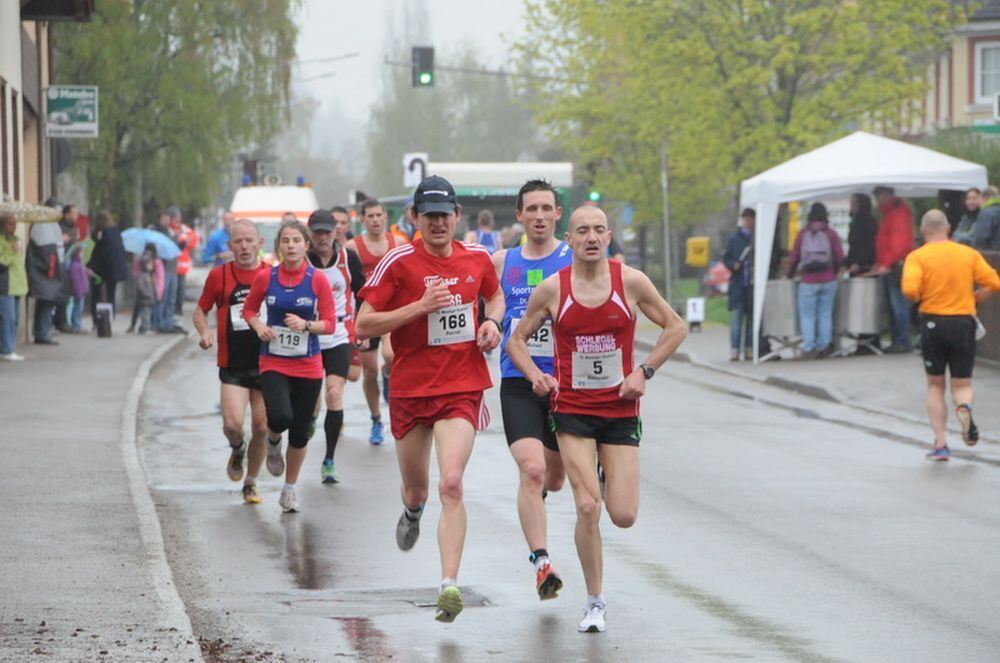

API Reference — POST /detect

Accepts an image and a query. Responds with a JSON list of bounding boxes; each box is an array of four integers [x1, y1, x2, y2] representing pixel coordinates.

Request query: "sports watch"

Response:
[[640, 363, 655, 380]]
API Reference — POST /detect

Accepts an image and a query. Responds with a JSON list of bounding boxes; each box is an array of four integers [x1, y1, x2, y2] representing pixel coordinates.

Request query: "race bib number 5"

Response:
[[511, 317, 554, 357], [571, 349, 624, 389], [269, 325, 308, 357], [428, 303, 475, 346]]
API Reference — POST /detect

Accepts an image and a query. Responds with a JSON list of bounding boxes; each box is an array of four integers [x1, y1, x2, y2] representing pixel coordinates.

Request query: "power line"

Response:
[[382, 56, 567, 83], [298, 51, 360, 65]]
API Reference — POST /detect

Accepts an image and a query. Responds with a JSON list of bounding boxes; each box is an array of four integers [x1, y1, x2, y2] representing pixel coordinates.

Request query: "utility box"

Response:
[[685, 236, 710, 268]]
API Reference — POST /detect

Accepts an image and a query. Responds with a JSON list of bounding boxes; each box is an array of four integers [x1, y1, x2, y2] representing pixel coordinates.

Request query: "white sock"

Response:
[[587, 593, 605, 607], [440, 577, 456, 592], [533, 556, 550, 571], [283, 482, 295, 491]]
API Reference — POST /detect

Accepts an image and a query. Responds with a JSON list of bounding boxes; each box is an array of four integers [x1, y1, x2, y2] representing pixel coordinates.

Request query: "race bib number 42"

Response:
[[571, 349, 624, 389], [428, 303, 475, 346], [269, 325, 308, 357], [511, 317, 554, 357]]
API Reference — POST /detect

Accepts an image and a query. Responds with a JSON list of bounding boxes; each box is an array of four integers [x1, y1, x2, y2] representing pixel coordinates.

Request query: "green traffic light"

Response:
[[588, 190, 602, 202], [419, 71, 433, 85]]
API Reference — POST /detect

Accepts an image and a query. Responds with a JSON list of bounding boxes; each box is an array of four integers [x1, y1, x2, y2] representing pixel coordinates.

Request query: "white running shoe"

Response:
[[0, 352, 25, 361], [279, 485, 299, 513], [266, 438, 285, 476], [578, 602, 607, 633]]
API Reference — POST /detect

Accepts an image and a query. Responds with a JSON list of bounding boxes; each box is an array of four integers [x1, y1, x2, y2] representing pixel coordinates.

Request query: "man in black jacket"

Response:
[[723, 208, 756, 360]]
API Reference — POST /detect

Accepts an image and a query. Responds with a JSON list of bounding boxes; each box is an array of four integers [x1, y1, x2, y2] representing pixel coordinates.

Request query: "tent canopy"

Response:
[[738, 131, 988, 362]]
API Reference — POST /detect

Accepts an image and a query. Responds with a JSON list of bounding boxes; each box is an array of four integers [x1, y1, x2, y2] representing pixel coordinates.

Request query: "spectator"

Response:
[[169, 206, 199, 316], [953, 187, 981, 246], [87, 210, 129, 320], [723, 208, 756, 361], [870, 186, 915, 353], [203, 212, 235, 266], [129, 244, 163, 334], [27, 207, 64, 345], [786, 203, 844, 359], [969, 185, 1000, 251], [66, 242, 90, 333], [846, 193, 877, 274], [150, 210, 183, 333], [0, 214, 28, 360]]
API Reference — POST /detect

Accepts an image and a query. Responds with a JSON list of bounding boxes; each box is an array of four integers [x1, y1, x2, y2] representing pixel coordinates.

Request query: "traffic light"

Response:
[[412, 46, 434, 87], [588, 189, 602, 203]]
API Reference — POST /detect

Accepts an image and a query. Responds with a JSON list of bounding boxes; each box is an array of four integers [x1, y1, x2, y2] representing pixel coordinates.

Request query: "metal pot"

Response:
[[762, 279, 800, 338], [835, 276, 883, 335]]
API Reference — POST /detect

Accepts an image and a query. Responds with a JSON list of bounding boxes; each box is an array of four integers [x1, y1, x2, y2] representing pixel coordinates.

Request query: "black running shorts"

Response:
[[219, 367, 261, 391], [359, 335, 381, 352], [500, 377, 559, 452], [920, 314, 976, 378], [322, 343, 351, 378], [550, 412, 642, 447]]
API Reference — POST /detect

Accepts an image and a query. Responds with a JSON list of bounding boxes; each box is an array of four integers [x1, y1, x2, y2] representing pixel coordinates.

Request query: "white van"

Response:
[[229, 185, 319, 261]]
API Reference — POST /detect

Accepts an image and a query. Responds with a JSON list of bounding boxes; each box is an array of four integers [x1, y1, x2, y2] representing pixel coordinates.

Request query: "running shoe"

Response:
[[0, 353, 25, 361], [370, 421, 385, 446], [226, 441, 246, 482], [321, 458, 340, 484], [266, 438, 285, 476], [395, 508, 421, 551], [381, 370, 390, 404], [536, 563, 563, 601], [435, 585, 463, 623], [578, 602, 607, 633], [242, 482, 261, 504], [279, 485, 299, 513], [956, 405, 979, 446], [926, 446, 951, 461]]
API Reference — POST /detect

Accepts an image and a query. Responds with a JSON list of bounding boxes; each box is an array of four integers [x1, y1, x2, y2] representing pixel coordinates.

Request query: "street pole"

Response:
[[660, 138, 673, 304]]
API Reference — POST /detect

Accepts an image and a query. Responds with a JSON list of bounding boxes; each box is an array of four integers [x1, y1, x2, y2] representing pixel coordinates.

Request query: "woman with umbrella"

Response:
[[87, 210, 128, 320]]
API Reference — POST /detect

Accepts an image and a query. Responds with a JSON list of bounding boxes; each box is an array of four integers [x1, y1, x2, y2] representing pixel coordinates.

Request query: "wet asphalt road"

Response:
[[141, 339, 1000, 662]]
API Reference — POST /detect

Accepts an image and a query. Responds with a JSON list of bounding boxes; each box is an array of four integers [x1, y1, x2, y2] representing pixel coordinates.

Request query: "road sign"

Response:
[[45, 86, 98, 138], [403, 153, 428, 188]]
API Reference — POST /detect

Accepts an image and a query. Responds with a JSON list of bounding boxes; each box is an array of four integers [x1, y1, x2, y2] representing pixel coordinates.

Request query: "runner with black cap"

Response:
[[307, 209, 356, 484], [192, 219, 271, 504], [356, 175, 504, 623]]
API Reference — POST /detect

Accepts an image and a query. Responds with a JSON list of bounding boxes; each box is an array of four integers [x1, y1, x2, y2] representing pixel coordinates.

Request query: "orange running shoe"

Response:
[[536, 563, 563, 600]]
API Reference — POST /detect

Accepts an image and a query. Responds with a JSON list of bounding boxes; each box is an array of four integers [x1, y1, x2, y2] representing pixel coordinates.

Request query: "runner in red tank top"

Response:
[[346, 199, 396, 444], [507, 205, 687, 634]]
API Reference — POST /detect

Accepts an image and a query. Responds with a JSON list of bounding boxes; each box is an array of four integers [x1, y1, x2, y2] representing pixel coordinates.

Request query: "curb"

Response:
[[120, 334, 203, 662], [638, 338, 998, 444]]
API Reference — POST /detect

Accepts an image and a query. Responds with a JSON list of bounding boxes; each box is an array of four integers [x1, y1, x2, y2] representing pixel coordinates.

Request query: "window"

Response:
[[1, 79, 7, 197], [975, 41, 1000, 105]]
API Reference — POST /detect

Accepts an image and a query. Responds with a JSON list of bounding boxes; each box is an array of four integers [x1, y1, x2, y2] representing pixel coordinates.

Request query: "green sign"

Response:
[[45, 86, 98, 138]]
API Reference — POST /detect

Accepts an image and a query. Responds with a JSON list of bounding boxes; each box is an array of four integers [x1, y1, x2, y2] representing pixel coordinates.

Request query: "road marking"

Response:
[[120, 335, 203, 662]]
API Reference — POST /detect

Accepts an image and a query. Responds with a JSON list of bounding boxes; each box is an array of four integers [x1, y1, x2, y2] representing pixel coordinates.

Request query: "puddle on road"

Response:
[[333, 616, 395, 660]]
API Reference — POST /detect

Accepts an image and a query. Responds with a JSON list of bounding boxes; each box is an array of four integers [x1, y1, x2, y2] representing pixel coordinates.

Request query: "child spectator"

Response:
[[129, 244, 164, 334], [66, 244, 90, 332]]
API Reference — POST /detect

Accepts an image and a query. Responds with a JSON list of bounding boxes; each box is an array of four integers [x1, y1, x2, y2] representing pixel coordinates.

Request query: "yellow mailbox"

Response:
[[685, 236, 710, 268]]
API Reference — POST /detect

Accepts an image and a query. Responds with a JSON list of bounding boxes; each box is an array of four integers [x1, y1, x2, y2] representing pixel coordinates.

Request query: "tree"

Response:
[[514, 0, 970, 229], [53, 0, 298, 223]]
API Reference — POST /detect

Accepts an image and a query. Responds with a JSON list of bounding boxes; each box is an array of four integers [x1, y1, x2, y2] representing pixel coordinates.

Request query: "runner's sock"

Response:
[[440, 577, 456, 592], [283, 482, 296, 490], [371, 414, 381, 425], [404, 503, 424, 521], [324, 410, 344, 460], [587, 593, 606, 607], [268, 435, 281, 446], [530, 548, 550, 571]]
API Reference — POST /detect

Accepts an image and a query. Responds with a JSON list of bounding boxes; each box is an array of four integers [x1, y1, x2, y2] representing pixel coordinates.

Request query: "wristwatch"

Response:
[[639, 363, 655, 380]]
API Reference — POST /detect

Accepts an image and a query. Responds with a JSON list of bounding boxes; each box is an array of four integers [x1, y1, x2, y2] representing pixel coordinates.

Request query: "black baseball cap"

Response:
[[307, 209, 335, 232], [413, 175, 458, 214]]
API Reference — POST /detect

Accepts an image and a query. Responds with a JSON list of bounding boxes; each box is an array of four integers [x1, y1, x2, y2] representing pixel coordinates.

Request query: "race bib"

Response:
[[511, 317, 554, 357], [571, 349, 623, 389], [230, 301, 266, 332], [428, 303, 475, 346], [269, 325, 308, 357]]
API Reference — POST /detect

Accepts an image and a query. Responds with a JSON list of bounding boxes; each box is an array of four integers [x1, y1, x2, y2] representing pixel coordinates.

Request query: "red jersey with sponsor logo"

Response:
[[358, 239, 499, 398], [197, 262, 268, 369], [355, 233, 397, 281], [552, 260, 638, 417]]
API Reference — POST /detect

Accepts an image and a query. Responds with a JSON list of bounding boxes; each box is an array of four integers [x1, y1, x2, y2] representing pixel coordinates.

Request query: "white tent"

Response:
[[739, 131, 988, 362]]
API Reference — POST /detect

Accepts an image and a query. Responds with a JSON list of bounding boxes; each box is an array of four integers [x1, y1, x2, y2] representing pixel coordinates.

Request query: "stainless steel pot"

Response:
[[835, 276, 883, 335], [762, 279, 800, 337]]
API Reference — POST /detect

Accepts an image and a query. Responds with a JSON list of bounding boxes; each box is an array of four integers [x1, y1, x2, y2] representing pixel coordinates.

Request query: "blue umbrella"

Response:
[[121, 227, 181, 259]]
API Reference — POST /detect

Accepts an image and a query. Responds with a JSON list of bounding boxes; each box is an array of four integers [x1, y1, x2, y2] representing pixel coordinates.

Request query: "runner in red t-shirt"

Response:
[[192, 219, 270, 504], [356, 175, 503, 623], [345, 199, 396, 444], [507, 205, 687, 634]]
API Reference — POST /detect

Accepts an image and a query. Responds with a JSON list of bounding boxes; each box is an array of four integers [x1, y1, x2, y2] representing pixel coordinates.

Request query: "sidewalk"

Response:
[[0, 321, 201, 661], [638, 321, 1000, 444]]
